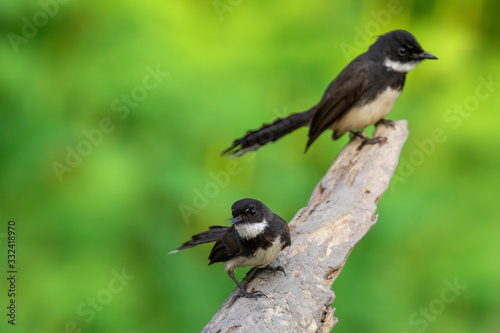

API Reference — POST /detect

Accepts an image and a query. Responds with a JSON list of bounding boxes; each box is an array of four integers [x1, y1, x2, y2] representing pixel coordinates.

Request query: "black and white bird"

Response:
[[170, 198, 291, 299], [222, 29, 437, 157]]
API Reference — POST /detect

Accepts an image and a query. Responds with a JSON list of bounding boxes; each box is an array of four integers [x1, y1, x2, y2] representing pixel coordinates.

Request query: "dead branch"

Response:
[[202, 121, 409, 333]]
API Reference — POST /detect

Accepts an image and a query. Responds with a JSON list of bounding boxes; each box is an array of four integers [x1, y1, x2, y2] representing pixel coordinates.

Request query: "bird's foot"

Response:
[[350, 131, 387, 148], [376, 118, 395, 129], [261, 265, 286, 276], [234, 289, 268, 300], [362, 136, 387, 145]]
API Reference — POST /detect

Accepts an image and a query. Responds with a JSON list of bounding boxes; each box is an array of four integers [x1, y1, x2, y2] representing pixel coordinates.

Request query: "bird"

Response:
[[169, 198, 291, 299], [221, 30, 437, 158]]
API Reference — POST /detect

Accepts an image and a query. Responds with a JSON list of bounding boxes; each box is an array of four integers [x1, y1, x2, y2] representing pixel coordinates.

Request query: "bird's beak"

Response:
[[417, 52, 438, 60], [231, 216, 243, 225]]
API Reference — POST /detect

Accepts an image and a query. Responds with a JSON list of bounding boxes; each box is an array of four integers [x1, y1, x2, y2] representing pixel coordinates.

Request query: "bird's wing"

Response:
[[273, 214, 291, 249], [208, 227, 240, 265], [306, 56, 370, 149]]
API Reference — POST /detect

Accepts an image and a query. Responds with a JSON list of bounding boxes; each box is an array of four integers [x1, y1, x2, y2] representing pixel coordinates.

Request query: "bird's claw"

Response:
[[362, 136, 387, 145], [262, 265, 286, 276], [234, 289, 268, 300], [350, 131, 387, 148], [376, 118, 395, 129]]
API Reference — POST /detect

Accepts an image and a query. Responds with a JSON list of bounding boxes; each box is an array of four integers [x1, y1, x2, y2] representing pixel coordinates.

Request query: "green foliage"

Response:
[[1, 0, 499, 332]]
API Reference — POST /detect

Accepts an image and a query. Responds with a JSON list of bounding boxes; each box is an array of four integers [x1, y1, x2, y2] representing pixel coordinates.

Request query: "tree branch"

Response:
[[203, 121, 409, 332]]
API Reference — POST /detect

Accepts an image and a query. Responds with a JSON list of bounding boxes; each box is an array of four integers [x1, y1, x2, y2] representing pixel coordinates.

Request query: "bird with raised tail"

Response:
[[170, 198, 291, 299], [222, 30, 437, 158]]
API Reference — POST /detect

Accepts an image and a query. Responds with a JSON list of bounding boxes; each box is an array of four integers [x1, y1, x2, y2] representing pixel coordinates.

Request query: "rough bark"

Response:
[[202, 121, 409, 333]]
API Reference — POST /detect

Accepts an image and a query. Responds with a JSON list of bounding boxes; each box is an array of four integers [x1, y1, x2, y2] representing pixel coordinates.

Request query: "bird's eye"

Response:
[[250, 208, 256, 216], [398, 47, 407, 56]]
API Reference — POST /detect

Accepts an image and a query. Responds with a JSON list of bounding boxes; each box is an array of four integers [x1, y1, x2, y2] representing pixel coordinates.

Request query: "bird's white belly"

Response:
[[333, 87, 401, 133], [224, 236, 282, 271]]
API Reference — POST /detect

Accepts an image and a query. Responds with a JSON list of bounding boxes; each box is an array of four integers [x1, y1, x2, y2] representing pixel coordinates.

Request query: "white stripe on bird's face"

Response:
[[384, 58, 420, 73], [234, 219, 268, 240]]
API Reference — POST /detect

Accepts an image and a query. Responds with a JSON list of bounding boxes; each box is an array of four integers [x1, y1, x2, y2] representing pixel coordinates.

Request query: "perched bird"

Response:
[[222, 30, 437, 158], [170, 198, 291, 299]]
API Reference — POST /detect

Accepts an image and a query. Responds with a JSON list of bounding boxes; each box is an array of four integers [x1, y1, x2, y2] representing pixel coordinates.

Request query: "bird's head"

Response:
[[230, 198, 272, 239], [370, 30, 437, 73]]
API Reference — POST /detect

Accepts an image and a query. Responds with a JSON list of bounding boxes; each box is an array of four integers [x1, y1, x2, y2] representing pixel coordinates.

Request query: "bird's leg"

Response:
[[348, 131, 359, 140], [350, 131, 387, 147], [260, 265, 286, 276], [227, 270, 267, 299], [376, 118, 395, 129]]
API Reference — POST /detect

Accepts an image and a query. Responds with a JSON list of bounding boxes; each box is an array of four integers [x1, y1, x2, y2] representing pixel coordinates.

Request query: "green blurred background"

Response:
[[1, 0, 499, 332]]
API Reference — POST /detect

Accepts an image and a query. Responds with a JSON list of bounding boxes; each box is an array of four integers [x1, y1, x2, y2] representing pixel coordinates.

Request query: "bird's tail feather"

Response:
[[169, 226, 228, 254], [221, 108, 315, 158]]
